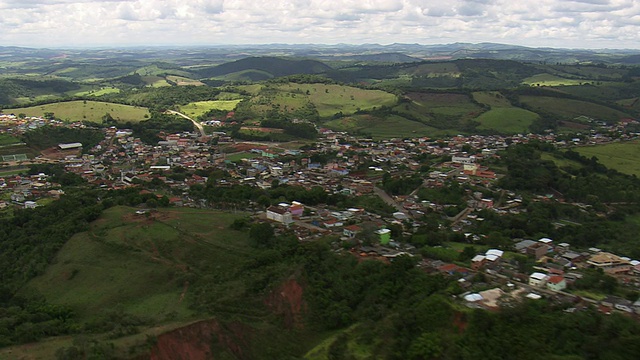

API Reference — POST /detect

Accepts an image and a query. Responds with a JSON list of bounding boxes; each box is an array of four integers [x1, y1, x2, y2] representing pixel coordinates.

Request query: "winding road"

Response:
[[164, 110, 206, 137]]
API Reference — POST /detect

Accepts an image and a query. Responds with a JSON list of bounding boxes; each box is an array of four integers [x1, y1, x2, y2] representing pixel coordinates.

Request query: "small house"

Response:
[[546, 276, 567, 292], [376, 228, 391, 245], [343, 225, 362, 238], [529, 272, 549, 287], [266, 206, 293, 224]]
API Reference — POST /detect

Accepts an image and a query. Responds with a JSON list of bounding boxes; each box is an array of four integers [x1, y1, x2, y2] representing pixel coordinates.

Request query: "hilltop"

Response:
[[195, 56, 332, 81]]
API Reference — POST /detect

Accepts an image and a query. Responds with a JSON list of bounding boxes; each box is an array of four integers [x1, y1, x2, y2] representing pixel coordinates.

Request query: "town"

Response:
[[2, 110, 640, 319]]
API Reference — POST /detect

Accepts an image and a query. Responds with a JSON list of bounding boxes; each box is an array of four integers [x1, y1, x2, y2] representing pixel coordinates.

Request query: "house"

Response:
[[529, 272, 549, 287], [587, 252, 631, 274], [527, 243, 550, 260], [266, 206, 293, 224], [375, 228, 391, 245], [24, 201, 38, 209], [546, 276, 567, 292], [289, 202, 304, 217], [343, 225, 362, 238], [515, 239, 537, 253], [471, 255, 487, 270], [10, 193, 25, 202]]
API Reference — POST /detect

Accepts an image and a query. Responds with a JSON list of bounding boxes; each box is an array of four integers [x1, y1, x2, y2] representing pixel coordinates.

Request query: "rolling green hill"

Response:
[[196, 57, 332, 79], [2, 100, 150, 123], [520, 95, 632, 123]]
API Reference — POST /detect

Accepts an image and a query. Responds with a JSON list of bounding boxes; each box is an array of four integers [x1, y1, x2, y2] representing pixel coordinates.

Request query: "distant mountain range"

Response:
[[2, 42, 640, 65]]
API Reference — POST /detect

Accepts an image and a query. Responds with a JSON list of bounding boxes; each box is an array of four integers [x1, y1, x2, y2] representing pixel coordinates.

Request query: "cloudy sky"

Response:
[[0, 0, 639, 49]]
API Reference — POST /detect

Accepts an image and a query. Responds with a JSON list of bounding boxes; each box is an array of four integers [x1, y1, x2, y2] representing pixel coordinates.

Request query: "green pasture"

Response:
[[272, 83, 398, 118], [522, 74, 586, 86], [234, 84, 264, 95], [74, 87, 121, 97], [554, 83, 626, 102], [406, 63, 461, 77], [475, 107, 539, 134], [22, 206, 253, 323], [520, 96, 631, 123], [325, 114, 443, 139], [575, 141, 640, 176], [224, 152, 260, 162], [540, 153, 582, 170], [472, 91, 513, 107], [469, 91, 539, 133], [403, 92, 483, 117], [3, 100, 150, 123], [0, 134, 21, 146], [166, 75, 205, 86], [179, 100, 242, 118]]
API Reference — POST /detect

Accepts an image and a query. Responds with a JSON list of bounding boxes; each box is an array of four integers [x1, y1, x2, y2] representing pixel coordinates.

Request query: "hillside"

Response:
[[2, 100, 150, 123], [196, 57, 332, 80]]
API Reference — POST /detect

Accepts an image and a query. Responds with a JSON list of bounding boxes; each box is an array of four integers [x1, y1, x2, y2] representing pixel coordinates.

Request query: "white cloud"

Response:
[[0, 0, 638, 48]]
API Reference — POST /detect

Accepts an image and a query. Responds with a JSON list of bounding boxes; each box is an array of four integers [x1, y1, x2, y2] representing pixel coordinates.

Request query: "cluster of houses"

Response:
[[3, 112, 640, 315]]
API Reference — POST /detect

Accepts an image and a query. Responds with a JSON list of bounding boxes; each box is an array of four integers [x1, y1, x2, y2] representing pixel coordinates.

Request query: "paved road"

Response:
[[165, 110, 206, 137], [373, 186, 411, 218]]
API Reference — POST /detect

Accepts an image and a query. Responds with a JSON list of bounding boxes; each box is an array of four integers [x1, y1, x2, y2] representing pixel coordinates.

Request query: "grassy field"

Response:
[[0, 167, 28, 177], [575, 141, 640, 176], [73, 87, 121, 97], [472, 91, 513, 107], [540, 153, 582, 170], [520, 96, 631, 123], [234, 84, 264, 95], [2, 100, 150, 123], [402, 92, 483, 117], [248, 83, 398, 118], [224, 152, 261, 162], [0, 134, 22, 146], [325, 114, 444, 139], [471, 91, 539, 133], [179, 100, 242, 118], [476, 108, 539, 134], [522, 74, 586, 86], [166, 75, 205, 86], [405, 63, 461, 77], [22, 206, 253, 323]]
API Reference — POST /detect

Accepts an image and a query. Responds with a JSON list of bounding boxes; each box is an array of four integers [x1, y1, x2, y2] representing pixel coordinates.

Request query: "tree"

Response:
[[249, 222, 275, 247]]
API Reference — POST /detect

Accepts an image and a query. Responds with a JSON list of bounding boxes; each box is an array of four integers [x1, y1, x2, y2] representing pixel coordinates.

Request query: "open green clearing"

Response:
[[2, 100, 150, 123], [540, 153, 582, 170], [325, 114, 444, 139], [249, 83, 398, 118], [224, 152, 260, 162], [520, 96, 631, 123], [472, 91, 539, 133], [22, 206, 253, 323], [575, 141, 640, 176], [0, 134, 21, 146], [472, 91, 513, 107], [522, 74, 586, 86], [179, 100, 242, 118], [73, 87, 121, 97], [402, 92, 482, 116], [405, 63, 461, 77], [166, 75, 205, 86], [476, 107, 539, 134]]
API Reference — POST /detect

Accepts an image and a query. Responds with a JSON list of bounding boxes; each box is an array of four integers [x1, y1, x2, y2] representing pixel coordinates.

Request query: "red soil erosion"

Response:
[[264, 278, 307, 330], [148, 319, 251, 360]]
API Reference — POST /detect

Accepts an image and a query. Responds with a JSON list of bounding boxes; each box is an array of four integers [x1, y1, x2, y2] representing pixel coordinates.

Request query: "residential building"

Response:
[[529, 272, 549, 287], [546, 276, 567, 292], [587, 252, 631, 274], [376, 228, 391, 245], [266, 206, 293, 224]]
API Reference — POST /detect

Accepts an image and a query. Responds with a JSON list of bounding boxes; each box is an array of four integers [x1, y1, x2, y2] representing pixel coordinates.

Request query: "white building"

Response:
[[266, 206, 293, 224], [529, 272, 549, 287]]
